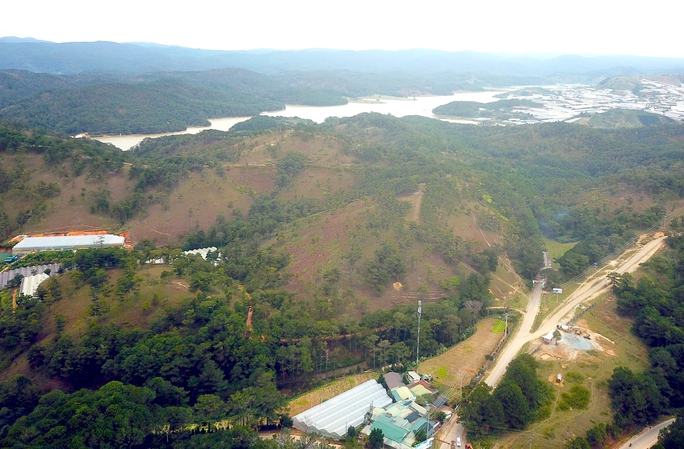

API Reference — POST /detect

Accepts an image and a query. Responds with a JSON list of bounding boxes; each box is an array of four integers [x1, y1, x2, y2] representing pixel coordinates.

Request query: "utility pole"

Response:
[[416, 300, 422, 367]]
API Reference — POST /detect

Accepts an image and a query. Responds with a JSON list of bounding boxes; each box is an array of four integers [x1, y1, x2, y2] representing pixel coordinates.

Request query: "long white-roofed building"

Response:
[[12, 234, 125, 255], [293, 379, 392, 439]]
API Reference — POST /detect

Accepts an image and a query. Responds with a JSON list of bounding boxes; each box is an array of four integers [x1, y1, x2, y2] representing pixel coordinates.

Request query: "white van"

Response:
[[456, 437, 462, 447]]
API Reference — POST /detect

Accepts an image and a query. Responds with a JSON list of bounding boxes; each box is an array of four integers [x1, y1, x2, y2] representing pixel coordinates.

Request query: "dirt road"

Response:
[[485, 282, 543, 388], [485, 236, 666, 388]]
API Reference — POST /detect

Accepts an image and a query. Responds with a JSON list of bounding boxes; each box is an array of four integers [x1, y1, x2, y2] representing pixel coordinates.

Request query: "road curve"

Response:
[[484, 236, 666, 389], [484, 283, 543, 388], [530, 236, 666, 342], [619, 418, 675, 449]]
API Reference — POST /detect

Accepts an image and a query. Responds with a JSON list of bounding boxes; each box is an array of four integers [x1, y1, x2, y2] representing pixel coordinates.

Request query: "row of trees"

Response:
[[460, 354, 553, 438]]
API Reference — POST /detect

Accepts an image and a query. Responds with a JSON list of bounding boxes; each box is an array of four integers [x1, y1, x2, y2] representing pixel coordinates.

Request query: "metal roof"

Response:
[[384, 372, 405, 390], [20, 273, 49, 297], [13, 235, 124, 252], [293, 379, 392, 438]]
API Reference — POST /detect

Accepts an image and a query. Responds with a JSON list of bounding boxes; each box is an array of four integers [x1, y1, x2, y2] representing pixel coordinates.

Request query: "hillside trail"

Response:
[[411, 190, 425, 223], [471, 213, 492, 248]]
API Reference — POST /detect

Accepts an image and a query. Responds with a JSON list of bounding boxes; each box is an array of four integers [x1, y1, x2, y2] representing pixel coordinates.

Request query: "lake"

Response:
[[94, 91, 503, 150]]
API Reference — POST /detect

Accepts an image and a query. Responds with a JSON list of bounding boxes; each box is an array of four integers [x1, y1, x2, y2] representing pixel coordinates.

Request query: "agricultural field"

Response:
[[542, 237, 577, 269], [287, 372, 377, 416], [491, 319, 505, 334], [419, 317, 504, 400]]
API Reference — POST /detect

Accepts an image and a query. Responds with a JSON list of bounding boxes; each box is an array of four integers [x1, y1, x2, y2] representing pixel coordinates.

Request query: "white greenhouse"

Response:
[[12, 235, 125, 255], [293, 379, 392, 439]]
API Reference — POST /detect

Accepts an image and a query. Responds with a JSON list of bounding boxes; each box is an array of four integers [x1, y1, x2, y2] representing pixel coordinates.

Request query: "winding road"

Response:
[[486, 236, 666, 388], [618, 418, 675, 449], [437, 236, 667, 448]]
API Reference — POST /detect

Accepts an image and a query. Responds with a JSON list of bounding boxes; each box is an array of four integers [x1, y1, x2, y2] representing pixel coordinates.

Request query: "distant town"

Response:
[[496, 79, 684, 124]]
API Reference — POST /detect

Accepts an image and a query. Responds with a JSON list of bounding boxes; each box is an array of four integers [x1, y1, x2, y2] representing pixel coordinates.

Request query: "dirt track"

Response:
[[485, 236, 666, 388]]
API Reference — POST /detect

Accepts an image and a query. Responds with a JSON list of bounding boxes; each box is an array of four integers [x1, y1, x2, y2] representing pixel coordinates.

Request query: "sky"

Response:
[[2, 0, 684, 58]]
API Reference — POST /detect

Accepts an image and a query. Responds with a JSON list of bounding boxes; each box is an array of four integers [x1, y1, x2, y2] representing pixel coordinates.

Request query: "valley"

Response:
[[1, 41, 684, 449]]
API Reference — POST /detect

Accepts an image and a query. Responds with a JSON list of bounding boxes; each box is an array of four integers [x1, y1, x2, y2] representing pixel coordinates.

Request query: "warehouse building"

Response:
[[12, 234, 125, 255]]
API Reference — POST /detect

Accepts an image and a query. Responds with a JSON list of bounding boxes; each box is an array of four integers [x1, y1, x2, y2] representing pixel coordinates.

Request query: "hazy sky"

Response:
[[3, 0, 683, 58]]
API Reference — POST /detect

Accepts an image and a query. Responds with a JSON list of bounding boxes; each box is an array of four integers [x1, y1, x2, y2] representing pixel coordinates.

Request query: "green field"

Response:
[[543, 237, 577, 269], [492, 319, 505, 333]]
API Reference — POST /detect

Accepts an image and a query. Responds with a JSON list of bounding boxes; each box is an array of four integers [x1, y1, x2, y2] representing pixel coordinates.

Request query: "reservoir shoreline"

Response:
[[93, 91, 503, 151]]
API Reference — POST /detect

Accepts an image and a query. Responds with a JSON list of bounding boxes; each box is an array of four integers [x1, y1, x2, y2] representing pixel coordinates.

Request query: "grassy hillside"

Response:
[[1, 114, 683, 447], [4, 116, 683, 302], [586, 108, 676, 129]]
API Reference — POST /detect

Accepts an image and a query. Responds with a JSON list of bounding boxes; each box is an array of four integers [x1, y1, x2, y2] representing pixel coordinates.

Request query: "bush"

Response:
[[561, 385, 590, 410]]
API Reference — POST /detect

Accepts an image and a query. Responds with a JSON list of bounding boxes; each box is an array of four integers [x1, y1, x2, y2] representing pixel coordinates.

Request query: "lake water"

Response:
[[94, 91, 503, 151]]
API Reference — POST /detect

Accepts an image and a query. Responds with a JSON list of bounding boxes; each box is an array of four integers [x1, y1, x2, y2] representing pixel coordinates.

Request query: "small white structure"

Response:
[[293, 379, 392, 439], [543, 331, 556, 344], [406, 371, 421, 384], [12, 235, 125, 255], [182, 247, 218, 260]]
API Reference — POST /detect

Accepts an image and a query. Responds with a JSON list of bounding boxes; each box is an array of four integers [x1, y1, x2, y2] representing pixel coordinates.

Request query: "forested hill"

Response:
[[1, 113, 684, 446], [2, 40, 684, 78], [0, 66, 539, 135], [0, 68, 345, 135]]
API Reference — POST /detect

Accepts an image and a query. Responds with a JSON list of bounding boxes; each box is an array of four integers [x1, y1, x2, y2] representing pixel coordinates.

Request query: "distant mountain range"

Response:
[[1, 38, 684, 80]]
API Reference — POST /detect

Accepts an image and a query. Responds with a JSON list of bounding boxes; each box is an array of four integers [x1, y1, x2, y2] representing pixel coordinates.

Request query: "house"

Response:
[[407, 380, 437, 398], [364, 400, 437, 449], [391, 386, 414, 402]]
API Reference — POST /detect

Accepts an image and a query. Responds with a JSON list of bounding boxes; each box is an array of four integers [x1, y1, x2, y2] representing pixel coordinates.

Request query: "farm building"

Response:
[[543, 330, 556, 344], [406, 371, 421, 384], [384, 372, 406, 390], [391, 386, 414, 402], [363, 400, 437, 449], [12, 235, 125, 255], [407, 379, 437, 398], [292, 379, 392, 439]]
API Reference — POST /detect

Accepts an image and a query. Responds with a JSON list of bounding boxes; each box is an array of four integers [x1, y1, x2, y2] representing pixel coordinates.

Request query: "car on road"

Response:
[[456, 437, 462, 447]]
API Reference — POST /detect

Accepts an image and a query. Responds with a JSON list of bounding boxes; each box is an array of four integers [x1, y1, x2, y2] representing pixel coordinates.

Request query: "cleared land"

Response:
[[419, 317, 504, 400], [500, 294, 649, 449], [288, 317, 505, 415]]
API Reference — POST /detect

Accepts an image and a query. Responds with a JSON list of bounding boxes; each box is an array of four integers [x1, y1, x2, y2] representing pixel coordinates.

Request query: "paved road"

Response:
[[618, 418, 674, 449], [438, 414, 465, 449], [486, 237, 666, 388], [529, 237, 666, 342], [485, 282, 543, 388]]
